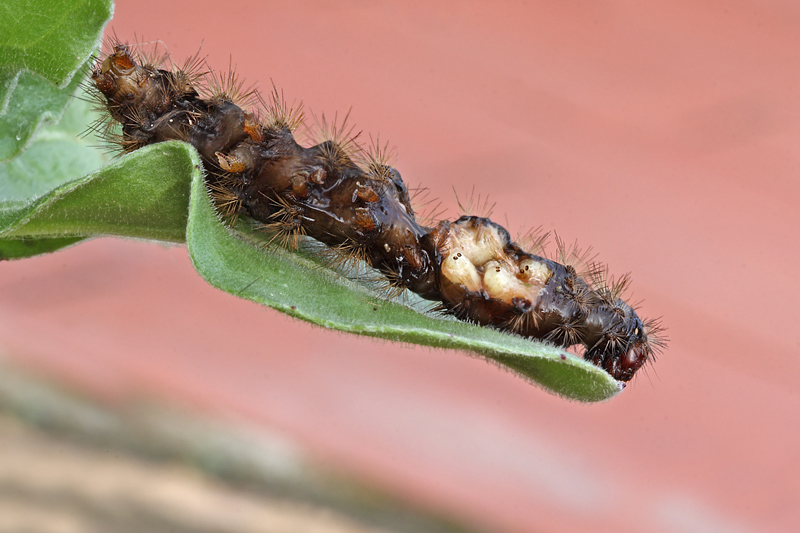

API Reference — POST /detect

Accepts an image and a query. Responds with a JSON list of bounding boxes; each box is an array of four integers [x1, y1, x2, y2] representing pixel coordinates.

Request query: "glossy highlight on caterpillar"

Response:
[[88, 39, 665, 382]]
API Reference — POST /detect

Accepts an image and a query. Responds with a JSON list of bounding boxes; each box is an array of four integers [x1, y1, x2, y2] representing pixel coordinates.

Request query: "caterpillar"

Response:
[[88, 40, 665, 382]]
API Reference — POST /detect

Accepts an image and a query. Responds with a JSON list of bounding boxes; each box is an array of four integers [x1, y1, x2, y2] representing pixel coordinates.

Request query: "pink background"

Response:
[[2, 1, 799, 531]]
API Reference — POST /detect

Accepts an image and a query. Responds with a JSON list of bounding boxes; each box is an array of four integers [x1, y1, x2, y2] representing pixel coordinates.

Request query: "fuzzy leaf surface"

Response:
[[0, 0, 113, 160], [0, 0, 113, 86], [0, 142, 193, 255], [185, 150, 623, 402], [1, 97, 113, 258]]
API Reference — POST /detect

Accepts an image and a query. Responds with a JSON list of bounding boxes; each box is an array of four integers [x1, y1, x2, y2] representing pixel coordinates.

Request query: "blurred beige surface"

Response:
[[1, 1, 799, 532], [0, 366, 469, 533], [0, 415, 385, 533]]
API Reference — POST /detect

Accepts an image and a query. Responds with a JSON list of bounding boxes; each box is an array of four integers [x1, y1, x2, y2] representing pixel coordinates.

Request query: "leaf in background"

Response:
[[0, 95, 112, 258], [0, 0, 113, 161], [0, 0, 113, 86], [0, 97, 108, 203]]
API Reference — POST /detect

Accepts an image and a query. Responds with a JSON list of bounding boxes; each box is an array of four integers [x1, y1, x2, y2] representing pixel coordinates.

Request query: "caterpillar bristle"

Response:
[[79, 73, 123, 146], [454, 185, 495, 218], [309, 110, 362, 167], [259, 84, 305, 133], [590, 270, 633, 305], [552, 234, 599, 282], [583, 260, 629, 301], [642, 317, 668, 355], [135, 39, 171, 70], [78, 74, 107, 106], [570, 283, 597, 314], [364, 258, 413, 303], [515, 225, 550, 256], [505, 307, 542, 335], [408, 186, 448, 227], [253, 194, 307, 250], [82, 100, 140, 155], [545, 320, 586, 348], [315, 240, 383, 287], [356, 135, 396, 183], [174, 46, 208, 88], [201, 59, 259, 110], [82, 102, 118, 141], [207, 187, 242, 225], [168, 68, 201, 101], [206, 172, 245, 225], [100, 33, 125, 57], [88, 38, 666, 384], [374, 273, 411, 302], [426, 302, 450, 316]]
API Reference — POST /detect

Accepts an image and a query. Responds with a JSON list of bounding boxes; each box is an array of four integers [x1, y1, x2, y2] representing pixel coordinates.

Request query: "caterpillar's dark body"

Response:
[[91, 42, 664, 382]]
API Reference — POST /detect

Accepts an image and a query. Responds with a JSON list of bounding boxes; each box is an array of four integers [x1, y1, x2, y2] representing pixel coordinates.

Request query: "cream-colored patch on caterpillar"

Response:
[[483, 259, 551, 304], [439, 222, 552, 302], [467, 223, 505, 265], [518, 258, 551, 286], [441, 251, 482, 292], [444, 223, 504, 267], [482, 260, 520, 302]]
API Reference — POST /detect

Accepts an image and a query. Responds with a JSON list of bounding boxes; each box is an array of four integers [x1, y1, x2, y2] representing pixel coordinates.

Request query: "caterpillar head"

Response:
[[599, 341, 650, 382], [586, 314, 661, 382]]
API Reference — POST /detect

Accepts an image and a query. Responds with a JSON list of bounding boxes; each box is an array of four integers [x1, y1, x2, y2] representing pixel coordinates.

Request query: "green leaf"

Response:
[[0, 64, 86, 161], [185, 153, 622, 402], [0, 142, 193, 244], [0, 0, 113, 86], [0, 0, 113, 161], [0, 235, 84, 259], [0, 95, 112, 257], [0, 96, 108, 203]]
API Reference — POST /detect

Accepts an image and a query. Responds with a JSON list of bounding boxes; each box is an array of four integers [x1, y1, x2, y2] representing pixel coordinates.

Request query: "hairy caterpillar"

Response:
[[88, 40, 665, 382]]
